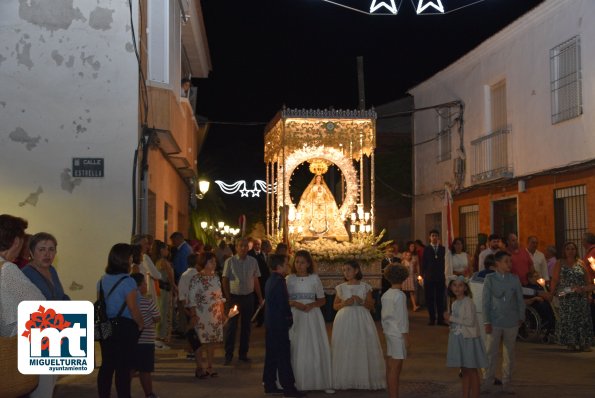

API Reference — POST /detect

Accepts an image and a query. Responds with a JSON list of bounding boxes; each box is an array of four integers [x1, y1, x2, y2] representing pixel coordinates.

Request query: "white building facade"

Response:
[[0, 0, 210, 300], [410, 0, 595, 257]]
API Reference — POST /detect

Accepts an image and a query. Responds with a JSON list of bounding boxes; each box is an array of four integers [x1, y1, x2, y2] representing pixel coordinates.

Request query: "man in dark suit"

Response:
[[248, 238, 270, 327], [421, 229, 447, 326]]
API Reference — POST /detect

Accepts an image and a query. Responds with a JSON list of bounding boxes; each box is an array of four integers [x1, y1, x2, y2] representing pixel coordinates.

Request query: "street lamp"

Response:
[[196, 179, 210, 199]]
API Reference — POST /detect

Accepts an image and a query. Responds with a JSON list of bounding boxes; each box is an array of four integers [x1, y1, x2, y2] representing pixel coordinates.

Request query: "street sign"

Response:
[[72, 158, 104, 178]]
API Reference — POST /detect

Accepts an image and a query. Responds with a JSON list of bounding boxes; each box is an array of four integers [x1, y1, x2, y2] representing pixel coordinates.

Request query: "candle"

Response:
[[228, 305, 239, 318]]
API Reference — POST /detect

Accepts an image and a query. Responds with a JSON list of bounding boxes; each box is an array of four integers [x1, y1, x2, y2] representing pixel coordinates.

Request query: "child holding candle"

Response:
[[445, 276, 487, 398], [381, 264, 410, 398], [262, 254, 305, 397], [332, 260, 386, 390]]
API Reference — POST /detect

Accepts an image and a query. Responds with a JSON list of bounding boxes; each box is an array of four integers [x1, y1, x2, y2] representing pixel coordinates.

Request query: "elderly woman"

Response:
[[0, 215, 54, 398], [22, 232, 69, 300], [549, 241, 593, 351]]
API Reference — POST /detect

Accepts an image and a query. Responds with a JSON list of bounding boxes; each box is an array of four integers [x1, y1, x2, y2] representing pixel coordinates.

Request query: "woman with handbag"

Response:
[[97, 243, 144, 398], [0, 214, 47, 398]]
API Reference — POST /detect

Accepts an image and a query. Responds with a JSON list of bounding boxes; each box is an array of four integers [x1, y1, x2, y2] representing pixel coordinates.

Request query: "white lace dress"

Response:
[[286, 273, 333, 391], [331, 282, 386, 390]]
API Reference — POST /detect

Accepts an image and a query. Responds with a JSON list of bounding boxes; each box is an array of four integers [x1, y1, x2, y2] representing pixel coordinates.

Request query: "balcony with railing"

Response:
[[470, 128, 513, 183]]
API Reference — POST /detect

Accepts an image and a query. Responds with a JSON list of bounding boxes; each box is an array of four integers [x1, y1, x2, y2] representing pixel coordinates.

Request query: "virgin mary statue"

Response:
[[295, 173, 349, 241]]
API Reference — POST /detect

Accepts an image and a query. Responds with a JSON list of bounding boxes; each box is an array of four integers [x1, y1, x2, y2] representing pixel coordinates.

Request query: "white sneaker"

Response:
[[155, 341, 170, 350], [324, 389, 335, 394]]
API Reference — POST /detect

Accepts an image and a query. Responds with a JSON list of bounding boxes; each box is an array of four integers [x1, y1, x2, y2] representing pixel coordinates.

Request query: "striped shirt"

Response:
[[138, 295, 160, 344]]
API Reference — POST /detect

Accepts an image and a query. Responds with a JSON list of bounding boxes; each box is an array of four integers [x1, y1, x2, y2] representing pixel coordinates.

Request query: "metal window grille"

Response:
[[459, 204, 479, 256], [554, 185, 587, 258], [437, 107, 451, 162], [490, 81, 507, 132], [550, 36, 582, 124]]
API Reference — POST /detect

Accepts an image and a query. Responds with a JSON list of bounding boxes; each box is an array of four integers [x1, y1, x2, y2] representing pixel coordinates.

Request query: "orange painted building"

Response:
[[453, 164, 595, 257]]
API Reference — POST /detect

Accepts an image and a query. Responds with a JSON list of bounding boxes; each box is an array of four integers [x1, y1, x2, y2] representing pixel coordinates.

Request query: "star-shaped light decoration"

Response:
[[415, 0, 444, 14], [240, 189, 249, 197], [370, 0, 398, 15], [251, 190, 261, 198]]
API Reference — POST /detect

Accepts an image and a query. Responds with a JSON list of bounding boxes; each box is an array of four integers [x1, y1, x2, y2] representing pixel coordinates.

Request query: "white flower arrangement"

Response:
[[292, 230, 391, 265]]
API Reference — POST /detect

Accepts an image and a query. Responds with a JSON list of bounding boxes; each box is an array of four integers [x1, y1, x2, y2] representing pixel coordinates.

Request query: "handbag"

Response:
[[0, 336, 39, 398], [0, 261, 39, 398], [158, 279, 171, 291], [94, 276, 128, 341]]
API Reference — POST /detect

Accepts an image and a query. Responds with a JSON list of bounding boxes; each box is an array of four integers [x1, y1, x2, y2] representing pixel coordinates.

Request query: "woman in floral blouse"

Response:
[[188, 252, 225, 377]]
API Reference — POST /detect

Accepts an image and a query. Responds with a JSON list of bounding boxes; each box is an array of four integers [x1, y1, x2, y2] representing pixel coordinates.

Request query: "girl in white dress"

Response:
[[286, 250, 334, 393], [332, 260, 386, 390]]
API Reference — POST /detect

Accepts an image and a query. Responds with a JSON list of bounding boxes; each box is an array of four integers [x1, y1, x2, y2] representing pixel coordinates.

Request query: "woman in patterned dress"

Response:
[[549, 241, 593, 351], [400, 250, 420, 312], [188, 252, 225, 377]]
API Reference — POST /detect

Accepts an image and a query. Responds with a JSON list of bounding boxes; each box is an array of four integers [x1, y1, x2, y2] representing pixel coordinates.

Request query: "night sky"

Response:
[[195, 0, 544, 224]]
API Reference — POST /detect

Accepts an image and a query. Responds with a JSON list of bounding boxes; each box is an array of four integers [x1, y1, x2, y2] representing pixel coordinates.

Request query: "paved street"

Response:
[[55, 311, 594, 398]]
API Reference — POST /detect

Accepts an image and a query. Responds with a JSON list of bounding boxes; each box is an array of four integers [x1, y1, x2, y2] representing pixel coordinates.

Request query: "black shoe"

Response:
[[428, 320, 436, 326], [283, 390, 306, 398], [238, 356, 252, 363], [264, 387, 284, 395], [223, 358, 232, 366]]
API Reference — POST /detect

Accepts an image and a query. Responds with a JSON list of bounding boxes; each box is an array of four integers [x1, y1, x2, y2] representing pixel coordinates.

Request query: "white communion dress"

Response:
[[286, 273, 333, 391], [331, 282, 386, 390]]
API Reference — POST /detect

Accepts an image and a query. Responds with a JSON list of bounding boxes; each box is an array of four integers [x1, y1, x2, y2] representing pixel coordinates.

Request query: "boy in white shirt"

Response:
[[382, 264, 410, 398]]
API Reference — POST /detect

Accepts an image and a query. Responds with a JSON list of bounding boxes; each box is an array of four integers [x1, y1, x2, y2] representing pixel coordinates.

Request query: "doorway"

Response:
[[492, 198, 517, 239]]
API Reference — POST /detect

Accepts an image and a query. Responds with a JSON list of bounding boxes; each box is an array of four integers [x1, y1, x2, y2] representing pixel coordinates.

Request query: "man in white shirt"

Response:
[[526, 236, 549, 281], [222, 238, 263, 364], [478, 234, 501, 271]]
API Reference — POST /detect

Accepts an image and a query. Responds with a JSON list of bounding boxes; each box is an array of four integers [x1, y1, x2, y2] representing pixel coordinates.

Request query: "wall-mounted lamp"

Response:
[[196, 179, 210, 199]]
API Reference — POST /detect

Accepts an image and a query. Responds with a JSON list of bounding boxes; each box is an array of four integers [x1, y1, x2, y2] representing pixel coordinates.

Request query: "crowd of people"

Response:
[[1, 212, 595, 398]]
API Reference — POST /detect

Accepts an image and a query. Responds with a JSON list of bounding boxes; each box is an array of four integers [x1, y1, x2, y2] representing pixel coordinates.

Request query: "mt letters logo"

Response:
[[18, 301, 94, 375]]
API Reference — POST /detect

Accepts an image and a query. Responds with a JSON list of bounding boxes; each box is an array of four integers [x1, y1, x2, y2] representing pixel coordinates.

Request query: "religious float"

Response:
[[264, 107, 390, 290]]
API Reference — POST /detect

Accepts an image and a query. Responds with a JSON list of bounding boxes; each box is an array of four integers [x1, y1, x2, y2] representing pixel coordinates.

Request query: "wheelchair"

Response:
[[517, 300, 557, 343]]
